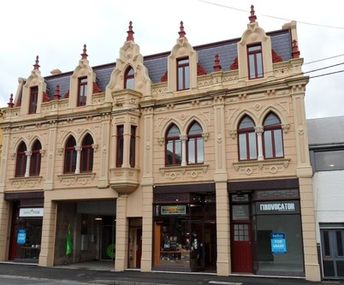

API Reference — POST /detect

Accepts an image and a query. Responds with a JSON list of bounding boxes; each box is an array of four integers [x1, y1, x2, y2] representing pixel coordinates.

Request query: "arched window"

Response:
[[64, 136, 77, 173], [165, 124, 181, 166], [238, 115, 257, 160], [263, 112, 284, 159], [15, 142, 27, 177], [187, 121, 204, 164], [124, 66, 135, 89], [80, 134, 94, 172], [30, 140, 41, 176]]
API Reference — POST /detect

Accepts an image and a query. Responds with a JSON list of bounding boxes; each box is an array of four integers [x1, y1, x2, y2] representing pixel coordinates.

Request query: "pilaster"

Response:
[[98, 113, 111, 188], [115, 194, 128, 271], [0, 194, 10, 261], [43, 121, 58, 190]]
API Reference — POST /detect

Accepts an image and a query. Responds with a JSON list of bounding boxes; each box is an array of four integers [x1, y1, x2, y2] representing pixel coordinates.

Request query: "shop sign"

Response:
[[271, 232, 287, 255], [17, 229, 26, 245], [161, 205, 186, 215], [19, 208, 44, 217], [256, 201, 299, 214]]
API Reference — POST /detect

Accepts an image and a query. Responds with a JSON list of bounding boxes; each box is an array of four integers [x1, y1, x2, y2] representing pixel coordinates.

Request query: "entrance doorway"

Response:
[[321, 229, 344, 278], [128, 218, 142, 268]]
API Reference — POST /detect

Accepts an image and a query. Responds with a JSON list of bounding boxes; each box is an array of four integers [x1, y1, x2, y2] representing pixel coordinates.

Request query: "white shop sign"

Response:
[[19, 208, 44, 217]]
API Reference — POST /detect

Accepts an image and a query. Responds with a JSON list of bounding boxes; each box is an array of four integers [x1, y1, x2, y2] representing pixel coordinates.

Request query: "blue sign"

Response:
[[271, 232, 287, 255], [17, 229, 26, 245]]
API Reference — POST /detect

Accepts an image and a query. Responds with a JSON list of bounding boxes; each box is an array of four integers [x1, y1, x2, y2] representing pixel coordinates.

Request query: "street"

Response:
[[0, 276, 90, 285]]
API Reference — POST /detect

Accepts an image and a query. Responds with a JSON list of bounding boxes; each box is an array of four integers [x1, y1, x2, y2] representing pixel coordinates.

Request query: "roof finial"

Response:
[[213, 54, 222, 72], [178, 21, 186, 38], [33, 55, 40, 70], [126, 21, 134, 41], [54, 85, 61, 100], [292, 40, 300, 58], [249, 5, 257, 23], [8, 93, 14, 108], [81, 44, 88, 59]]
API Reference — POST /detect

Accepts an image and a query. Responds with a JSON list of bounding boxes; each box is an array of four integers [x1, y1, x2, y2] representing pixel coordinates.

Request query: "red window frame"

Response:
[[80, 134, 94, 172], [77, 77, 87, 106], [129, 126, 136, 168], [177, 57, 190, 91], [238, 116, 257, 161], [165, 124, 182, 166], [64, 136, 77, 173], [247, 44, 264, 79], [29, 86, 38, 114], [124, 66, 135, 89], [30, 140, 41, 176], [263, 113, 284, 159], [187, 121, 204, 164], [116, 125, 124, 167], [15, 142, 27, 177]]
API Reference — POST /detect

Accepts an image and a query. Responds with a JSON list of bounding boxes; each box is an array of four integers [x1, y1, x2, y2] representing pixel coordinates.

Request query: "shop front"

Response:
[[229, 179, 304, 277], [153, 184, 216, 272], [5, 192, 44, 263]]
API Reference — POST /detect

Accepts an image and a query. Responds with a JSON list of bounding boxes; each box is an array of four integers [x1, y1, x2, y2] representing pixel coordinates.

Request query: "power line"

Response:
[[310, 69, 344, 79], [304, 53, 344, 65], [198, 0, 344, 30]]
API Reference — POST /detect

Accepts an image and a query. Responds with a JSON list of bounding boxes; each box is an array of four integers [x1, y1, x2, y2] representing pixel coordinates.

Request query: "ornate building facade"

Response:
[[0, 7, 320, 281]]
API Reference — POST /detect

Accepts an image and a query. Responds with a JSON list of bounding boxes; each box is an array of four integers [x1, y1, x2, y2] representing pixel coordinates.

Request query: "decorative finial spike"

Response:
[[292, 40, 300, 58], [33, 55, 40, 70], [126, 21, 135, 41], [249, 4, 257, 23], [8, 93, 14, 108], [54, 85, 61, 100], [213, 54, 222, 72], [178, 21, 186, 38], [81, 44, 88, 59]]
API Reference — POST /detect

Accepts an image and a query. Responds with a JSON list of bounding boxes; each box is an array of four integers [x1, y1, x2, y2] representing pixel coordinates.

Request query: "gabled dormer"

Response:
[[237, 6, 273, 81], [69, 45, 96, 108], [167, 21, 197, 92], [106, 21, 151, 101], [19, 56, 47, 115]]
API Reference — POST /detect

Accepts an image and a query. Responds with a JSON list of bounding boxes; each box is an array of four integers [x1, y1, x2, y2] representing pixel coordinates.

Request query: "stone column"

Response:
[[255, 126, 264, 160], [180, 135, 187, 166], [44, 121, 57, 190], [115, 194, 128, 271], [122, 123, 130, 168], [0, 194, 10, 261], [213, 96, 231, 275], [141, 106, 154, 271], [292, 86, 320, 281], [74, 146, 82, 174], [24, 150, 32, 177], [39, 198, 57, 267], [98, 113, 111, 188]]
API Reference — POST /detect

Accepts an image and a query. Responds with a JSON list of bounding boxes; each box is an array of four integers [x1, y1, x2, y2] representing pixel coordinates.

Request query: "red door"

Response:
[[231, 222, 253, 273]]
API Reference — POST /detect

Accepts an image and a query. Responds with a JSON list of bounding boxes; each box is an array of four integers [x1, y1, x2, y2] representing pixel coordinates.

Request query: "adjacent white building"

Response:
[[309, 116, 344, 279]]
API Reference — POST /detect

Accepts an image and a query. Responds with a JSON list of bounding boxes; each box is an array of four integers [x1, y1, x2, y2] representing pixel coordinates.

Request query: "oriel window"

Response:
[[116, 125, 124, 167], [130, 126, 136, 168]]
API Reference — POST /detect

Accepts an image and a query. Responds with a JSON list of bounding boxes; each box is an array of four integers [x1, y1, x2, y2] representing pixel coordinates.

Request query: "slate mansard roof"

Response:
[[44, 29, 292, 99]]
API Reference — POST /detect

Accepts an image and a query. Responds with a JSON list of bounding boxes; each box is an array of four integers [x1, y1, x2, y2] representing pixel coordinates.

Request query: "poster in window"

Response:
[[271, 232, 287, 255], [17, 229, 26, 245]]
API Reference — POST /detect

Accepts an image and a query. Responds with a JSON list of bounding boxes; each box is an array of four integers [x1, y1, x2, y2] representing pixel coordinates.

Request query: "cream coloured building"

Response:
[[0, 7, 320, 281]]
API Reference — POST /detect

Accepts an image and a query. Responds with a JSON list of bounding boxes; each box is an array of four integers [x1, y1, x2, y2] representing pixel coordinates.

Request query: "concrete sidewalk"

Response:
[[0, 262, 341, 285]]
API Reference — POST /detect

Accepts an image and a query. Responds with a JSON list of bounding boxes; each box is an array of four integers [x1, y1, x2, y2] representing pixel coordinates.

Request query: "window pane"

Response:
[[167, 125, 180, 137], [264, 131, 273, 158], [126, 78, 135, 89], [274, 129, 284, 157], [256, 53, 263, 77], [248, 54, 255, 79], [249, 132, 257, 159], [175, 140, 182, 164], [184, 65, 190, 89], [178, 68, 183, 90], [315, 150, 344, 171], [166, 141, 173, 165], [197, 138, 204, 163], [323, 231, 331, 256], [264, 113, 280, 126], [239, 116, 255, 129], [188, 139, 195, 164], [337, 231, 343, 256], [248, 45, 261, 52], [239, 133, 247, 160], [189, 122, 202, 135]]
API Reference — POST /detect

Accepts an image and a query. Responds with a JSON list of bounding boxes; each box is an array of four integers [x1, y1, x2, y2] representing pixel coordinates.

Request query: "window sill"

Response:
[[233, 158, 290, 175], [9, 176, 43, 189], [57, 172, 96, 185], [159, 164, 209, 180]]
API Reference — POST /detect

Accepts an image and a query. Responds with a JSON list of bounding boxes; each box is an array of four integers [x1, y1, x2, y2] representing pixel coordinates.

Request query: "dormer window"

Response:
[[77, 77, 87, 106], [177, 58, 190, 91], [29, 86, 38, 114], [247, 44, 263, 79], [124, 66, 135, 89]]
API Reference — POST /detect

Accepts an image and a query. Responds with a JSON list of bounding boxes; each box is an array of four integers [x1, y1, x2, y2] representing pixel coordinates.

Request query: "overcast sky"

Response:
[[1, 0, 343, 119]]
